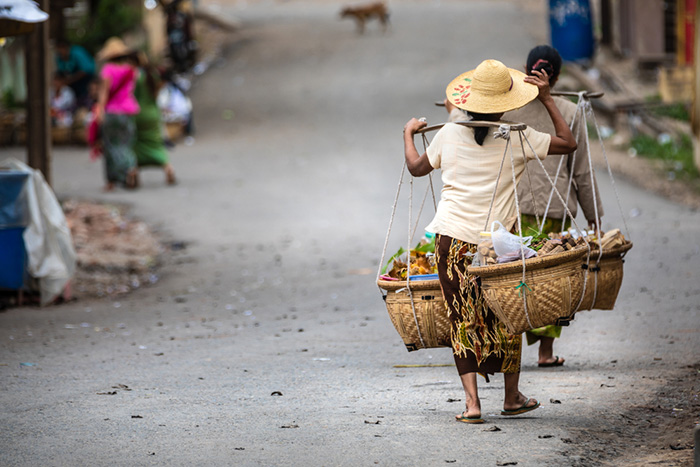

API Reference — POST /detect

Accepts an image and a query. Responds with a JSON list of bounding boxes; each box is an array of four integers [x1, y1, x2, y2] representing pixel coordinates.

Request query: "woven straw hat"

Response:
[[446, 59, 538, 114], [96, 37, 133, 62]]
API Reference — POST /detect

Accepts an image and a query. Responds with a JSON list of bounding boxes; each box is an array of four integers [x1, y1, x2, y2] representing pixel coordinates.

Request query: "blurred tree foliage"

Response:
[[68, 0, 142, 55]]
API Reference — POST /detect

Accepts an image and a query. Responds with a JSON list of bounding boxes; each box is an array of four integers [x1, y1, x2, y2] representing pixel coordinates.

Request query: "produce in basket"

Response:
[[382, 235, 437, 279]]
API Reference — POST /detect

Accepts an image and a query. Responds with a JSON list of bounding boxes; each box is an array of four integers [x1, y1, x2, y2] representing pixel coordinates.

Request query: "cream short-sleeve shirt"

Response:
[[425, 122, 551, 244]]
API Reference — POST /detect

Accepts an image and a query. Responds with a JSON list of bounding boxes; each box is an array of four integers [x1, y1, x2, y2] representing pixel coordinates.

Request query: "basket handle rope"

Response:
[[376, 160, 407, 286], [519, 130, 592, 316], [586, 95, 632, 245], [404, 132, 440, 348], [520, 94, 584, 235], [576, 95, 604, 269], [503, 128, 536, 330], [537, 94, 585, 233], [377, 131, 438, 349]]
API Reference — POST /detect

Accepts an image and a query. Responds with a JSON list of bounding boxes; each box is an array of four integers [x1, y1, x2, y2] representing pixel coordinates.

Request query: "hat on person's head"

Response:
[[96, 37, 133, 62], [446, 59, 538, 114]]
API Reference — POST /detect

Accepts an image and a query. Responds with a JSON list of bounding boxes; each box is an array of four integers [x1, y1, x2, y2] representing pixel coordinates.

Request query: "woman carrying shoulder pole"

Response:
[[403, 59, 576, 423]]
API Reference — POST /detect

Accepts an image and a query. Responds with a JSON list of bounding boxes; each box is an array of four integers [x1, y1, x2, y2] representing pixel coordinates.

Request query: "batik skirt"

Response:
[[435, 234, 522, 379]]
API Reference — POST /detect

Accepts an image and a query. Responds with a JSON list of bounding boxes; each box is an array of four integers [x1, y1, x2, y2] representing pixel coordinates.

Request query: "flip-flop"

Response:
[[538, 356, 565, 368], [501, 398, 540, 416], [455, 413, 485, 424]]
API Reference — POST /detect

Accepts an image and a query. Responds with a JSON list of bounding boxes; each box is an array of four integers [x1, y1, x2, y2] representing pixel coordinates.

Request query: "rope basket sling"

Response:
[[376, 130, 451, 351], [577, 241, 632, 310], [458, 118, 591, 336], [378, 118, 590, 345], [527, 91, 634, 312]]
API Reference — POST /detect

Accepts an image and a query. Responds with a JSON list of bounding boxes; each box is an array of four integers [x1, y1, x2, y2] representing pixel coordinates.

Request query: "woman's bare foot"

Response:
[[103, 182, 115, 192], [537, 337, 564, 366], [164, 165, 176, 185], [125, 169, 139, 189]]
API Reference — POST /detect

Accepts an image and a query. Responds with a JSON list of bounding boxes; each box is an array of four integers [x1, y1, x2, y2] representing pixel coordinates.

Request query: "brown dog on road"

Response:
[[340, 2, 389, 34]]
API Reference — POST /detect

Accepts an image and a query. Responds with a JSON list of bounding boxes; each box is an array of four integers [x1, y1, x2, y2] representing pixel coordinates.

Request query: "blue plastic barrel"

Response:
[[549, 0, 595, 62], [0, 171, 30, 290]]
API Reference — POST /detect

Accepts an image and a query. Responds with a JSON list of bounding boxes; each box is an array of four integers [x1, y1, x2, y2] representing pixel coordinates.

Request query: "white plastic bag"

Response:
[[490, 221, 537, 263], [157, 83, 192, 123]]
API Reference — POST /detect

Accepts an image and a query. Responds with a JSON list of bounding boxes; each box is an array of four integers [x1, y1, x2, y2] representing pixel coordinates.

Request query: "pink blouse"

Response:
[[100, 63, 140, 115]]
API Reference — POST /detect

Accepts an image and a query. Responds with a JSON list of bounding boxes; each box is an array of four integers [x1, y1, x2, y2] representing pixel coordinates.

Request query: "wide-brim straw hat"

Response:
[[446, 59, 538, 114], [96, 37, 133, 62]]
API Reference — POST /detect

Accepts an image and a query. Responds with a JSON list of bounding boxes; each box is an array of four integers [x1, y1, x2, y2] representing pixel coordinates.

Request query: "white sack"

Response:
[[0, 158, 76, 305]]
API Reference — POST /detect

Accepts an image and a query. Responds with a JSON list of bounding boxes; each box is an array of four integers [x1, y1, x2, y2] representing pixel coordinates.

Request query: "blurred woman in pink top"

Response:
[[95, 38, 140, 191]]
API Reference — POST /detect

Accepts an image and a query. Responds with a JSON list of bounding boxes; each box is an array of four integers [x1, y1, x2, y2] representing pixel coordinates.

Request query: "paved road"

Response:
[[1, 1, 698, 465]]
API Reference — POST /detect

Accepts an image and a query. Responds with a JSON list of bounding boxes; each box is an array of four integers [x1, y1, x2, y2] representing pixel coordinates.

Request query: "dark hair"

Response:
[[526, 45, 562, 81], [127, 52, 159, 99], [467, 111, 497, 146]]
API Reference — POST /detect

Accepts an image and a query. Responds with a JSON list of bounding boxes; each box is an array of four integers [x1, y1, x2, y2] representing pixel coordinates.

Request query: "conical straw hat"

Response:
[[96, 37, 133, 62], [446, 59, 538, 114]]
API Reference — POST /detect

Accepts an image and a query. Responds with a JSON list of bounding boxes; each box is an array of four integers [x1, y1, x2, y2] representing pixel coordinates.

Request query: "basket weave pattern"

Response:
[[377, 279, 451, 351], [468, 248, 587, 335], [577, 242, 632, 311]]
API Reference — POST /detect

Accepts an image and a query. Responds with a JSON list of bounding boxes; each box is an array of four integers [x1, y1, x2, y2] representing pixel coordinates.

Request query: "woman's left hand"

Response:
[[523, 69, 551, 102], [403, 117, 427, 137]]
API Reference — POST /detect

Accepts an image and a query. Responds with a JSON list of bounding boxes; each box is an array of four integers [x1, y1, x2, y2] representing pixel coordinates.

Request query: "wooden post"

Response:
[[694, 1, 700, 173], [25, 0, 52, 186]]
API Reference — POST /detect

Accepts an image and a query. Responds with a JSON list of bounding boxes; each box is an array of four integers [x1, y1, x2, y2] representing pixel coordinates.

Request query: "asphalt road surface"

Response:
[[1, 1, 698, 465]]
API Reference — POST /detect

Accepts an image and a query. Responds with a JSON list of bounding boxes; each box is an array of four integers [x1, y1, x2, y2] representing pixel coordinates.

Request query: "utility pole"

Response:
[[25, 0, 52, 186]]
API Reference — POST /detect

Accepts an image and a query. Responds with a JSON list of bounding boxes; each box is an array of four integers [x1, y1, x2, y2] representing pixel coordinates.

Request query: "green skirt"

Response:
[[521, 214, 567, 345], [134, 105, 169, 167]]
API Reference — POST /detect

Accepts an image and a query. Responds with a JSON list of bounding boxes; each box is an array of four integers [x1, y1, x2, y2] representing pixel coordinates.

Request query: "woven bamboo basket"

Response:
[[467, 247, 587, 335], [576, 241, 632, 311], [377, 278, 451, 351], [52, 126, 73, 145], [0, 114, 15, 146]]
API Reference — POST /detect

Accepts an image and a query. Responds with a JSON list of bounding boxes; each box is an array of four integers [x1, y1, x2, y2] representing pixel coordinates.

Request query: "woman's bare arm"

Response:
[[403, 118, 433, 177], [95, 76, 111, 124], [524, 70, 577, 155]]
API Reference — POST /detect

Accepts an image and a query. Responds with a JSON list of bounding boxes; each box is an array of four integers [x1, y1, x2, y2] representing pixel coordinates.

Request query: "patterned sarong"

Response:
[[102, 113, 136, 184], [435, 234, 521, 379]]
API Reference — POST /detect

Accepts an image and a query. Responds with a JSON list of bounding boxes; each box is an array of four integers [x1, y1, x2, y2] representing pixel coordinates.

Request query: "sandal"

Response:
[[455, 412, 484, 424], [501, 398, 540, 416], [538, 356, 565, 367]]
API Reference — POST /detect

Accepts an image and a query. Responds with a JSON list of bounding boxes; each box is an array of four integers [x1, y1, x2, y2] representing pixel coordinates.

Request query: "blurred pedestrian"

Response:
[[50, 72, 76, 128], [159, 0, 197, 73], [129, 52, 177, 185], [405, 59, 577, 423], [157, 67, 194, 142], [94, 37, 140, 191], [507, 45, 604, 368], [55, 39, 96, 108]]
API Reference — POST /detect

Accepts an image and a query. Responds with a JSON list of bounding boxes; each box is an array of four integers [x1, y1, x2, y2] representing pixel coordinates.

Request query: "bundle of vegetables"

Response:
[[382, 235, 437, 279], [474, 226, 628, 264]]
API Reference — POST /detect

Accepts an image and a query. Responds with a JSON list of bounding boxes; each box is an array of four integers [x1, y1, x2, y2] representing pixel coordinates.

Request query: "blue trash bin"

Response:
[[0, 170, 30, 290], [549, 0, 595, 62]]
